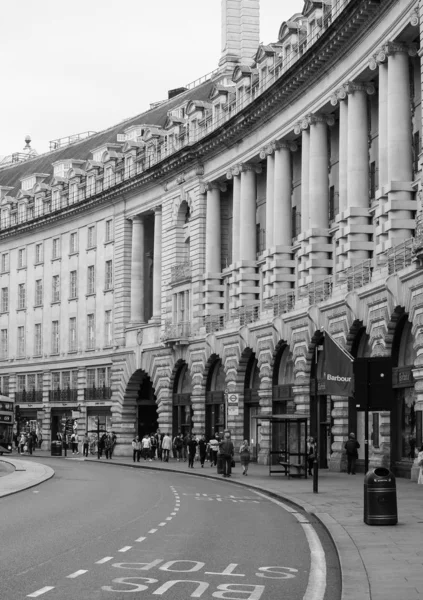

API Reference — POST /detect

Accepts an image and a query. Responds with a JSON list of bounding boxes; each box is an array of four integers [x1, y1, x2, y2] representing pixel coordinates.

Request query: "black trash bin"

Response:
[[364, 467, 397, 525], [51, 441, 62, 457]]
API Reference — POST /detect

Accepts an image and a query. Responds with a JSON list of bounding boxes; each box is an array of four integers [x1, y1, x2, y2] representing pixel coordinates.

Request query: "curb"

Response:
[[84, 458, 369, 600], [0, 457, 55, 498]]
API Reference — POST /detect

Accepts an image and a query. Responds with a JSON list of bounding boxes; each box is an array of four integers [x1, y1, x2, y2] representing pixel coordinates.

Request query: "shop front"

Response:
[[172, 364, 192, 438], [205, 360, 226, 439]]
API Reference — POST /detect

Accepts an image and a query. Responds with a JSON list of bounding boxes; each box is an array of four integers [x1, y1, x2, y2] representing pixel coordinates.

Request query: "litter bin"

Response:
[[217, 454, 224, 474], [364, 467, 397, 525], [51, 441, 62, 457]]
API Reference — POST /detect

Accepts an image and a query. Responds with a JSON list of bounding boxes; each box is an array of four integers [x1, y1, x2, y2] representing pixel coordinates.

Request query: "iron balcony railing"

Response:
[[267, 290, 296, 317], [414, 213, 423, 254], [299, 276, 333, 305], [162, 321, 191, 342], [202, 313, 227, 333], [15, 390, 43, 403], [339, 259, 373, 292], [48, 388, 78, 402], [385, 238, 414, 275], [231, 303, 261, 326], [170, 260, 191, 284], [84, 386, 112, 401]]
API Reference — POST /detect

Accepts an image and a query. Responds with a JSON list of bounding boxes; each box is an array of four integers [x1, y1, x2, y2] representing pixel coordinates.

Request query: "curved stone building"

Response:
[[1, 0, 423, 479]]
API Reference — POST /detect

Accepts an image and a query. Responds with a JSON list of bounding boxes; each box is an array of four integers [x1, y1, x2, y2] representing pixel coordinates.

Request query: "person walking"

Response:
[[417, 444, 423, 485], [104, 434, 113, 459], [82, 433, 89, 457], [150, 433, 157, 460], [173, 434, 183, 461], [219, 432, 234, 478], [198, 435, 207, 467], [38, 432, 43, 450], [239, 439, 251, 476], [19, 432, 26, 455], [208, 433, 220, 467], [142, 434, 152, 460], [132, 436, 141, 462], [71, 432, 79, 455], [156, 430, 163, 461], [187, 435, 197, 468], [182, 433, 189, 462], [344, 432, 360, 474], [26, 433, 33, 456], [162, 433, 172, 462], [307, 437, 316, 476], [110, 431, 117, 458]]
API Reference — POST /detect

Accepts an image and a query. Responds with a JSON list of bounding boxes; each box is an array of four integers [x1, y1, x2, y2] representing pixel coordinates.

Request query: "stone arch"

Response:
[[171, 359, 193, 438]]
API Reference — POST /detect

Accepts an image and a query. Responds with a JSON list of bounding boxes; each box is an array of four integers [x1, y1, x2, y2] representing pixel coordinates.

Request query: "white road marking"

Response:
[[166, 517, 172, 520], [96, 556, 114, 564], [171, 512, 177, 515], [135, 537, 146, 543], [27, 587, 55, 597], [118, 546, 132, 553], [67, 569, 88, 579], [252, 490, 327, 600], [149, 528, 158, 533], [33, 491, 39, 494], [158, 522, 167, 526]]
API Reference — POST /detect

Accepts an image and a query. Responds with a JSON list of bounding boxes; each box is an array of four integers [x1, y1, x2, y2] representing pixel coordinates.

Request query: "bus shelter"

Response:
[[258, 414, 308, 477]]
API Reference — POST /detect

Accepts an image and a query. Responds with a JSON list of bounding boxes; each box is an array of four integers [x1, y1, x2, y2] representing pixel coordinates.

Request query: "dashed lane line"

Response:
[[158, 522, 167, 526], [135, 537, 146, 542], [27, 587, 55, 597], [166, 517, 172, 520], [96, 557, 114, 564], [118, 546, 132, 553], [149, 528, 158, 533], [67, 570, 88, 579]]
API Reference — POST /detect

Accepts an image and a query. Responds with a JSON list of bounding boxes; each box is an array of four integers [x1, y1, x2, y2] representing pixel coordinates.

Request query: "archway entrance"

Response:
[[205, 359, 225, 439], [272, 345, 295, 455], [172, 364, 193, 438], [244, 354, 261, 461], [137, 375, 158, 438], [310, 335, 331, 469]]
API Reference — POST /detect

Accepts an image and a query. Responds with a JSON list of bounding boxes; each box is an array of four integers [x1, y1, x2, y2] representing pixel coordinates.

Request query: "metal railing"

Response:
[[339, 259, 373, 292], [414, 213, 423, 253], [84, 386, 112, 400], [49, 131, 97, 151], [202, 313, 227, 333], [300, 276, 333, 305], [231, 303, 261, 326], [15, 390, 43, 403], [268, 290, 296, 317], [48, 388, 78, 402], [385, 238, 414, 275], [162, 321, 191, 341], [170, 260, 191, 284]]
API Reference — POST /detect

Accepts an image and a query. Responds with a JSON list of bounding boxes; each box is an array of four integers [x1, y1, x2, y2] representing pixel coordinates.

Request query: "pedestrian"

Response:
[[173, 433, 183, 461], [38, 432, 43, 449], [142, 434, 152, 460], [104, 434, 113, 459], [19, 432, 26, 455], [187, 435, 197, 468], [208, 433, 220, 467], [219, 432, 234, 478], [162, 433, 172, 462], [307, 437, 316, 476], [82, 433, 89, 457], [110, 431, 117, 457], [182, 433, 189, 462], [98, 433, 107, 459], [344, 432, 360, 474], [31, 431, 38, 452], [71, 432, 79, 455], [198, 434, 207, 467], [417, 444, 423, 485], [26, 433, 32, 455], [150, 433, 157, 460], [132, 436, 141, 462], [239, 439, 251, 476]]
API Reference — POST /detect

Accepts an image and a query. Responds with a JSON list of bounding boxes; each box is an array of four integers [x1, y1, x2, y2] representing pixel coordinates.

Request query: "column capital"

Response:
[[127, 214, 143, 223], [226, 164, 242, 180], [383, 41, 418, 58], [344, 80, 375, 96], [200, 181, 226, 193], [294, 118, 310, 135], [369, 47, 388, 70], [259, 143, 275, 159], [153, 205, 162, 214], [274, 140, 298, 153], [240, 162, 262, 174], [308, 113, 335, 127], [330, 86, 347, 106]]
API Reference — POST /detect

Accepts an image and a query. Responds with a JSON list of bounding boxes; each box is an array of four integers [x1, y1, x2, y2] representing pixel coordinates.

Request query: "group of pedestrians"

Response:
[[15, 431, 39, 455]]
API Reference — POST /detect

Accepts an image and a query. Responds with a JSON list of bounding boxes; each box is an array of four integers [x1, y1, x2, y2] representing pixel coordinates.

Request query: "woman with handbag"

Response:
[[417, 444, 423, 485], [239, 440, 251, 476]]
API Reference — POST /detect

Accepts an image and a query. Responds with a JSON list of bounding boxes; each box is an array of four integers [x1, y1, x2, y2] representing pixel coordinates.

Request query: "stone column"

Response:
[[337, 92, 348, 213], [205, 183, 222, 273], [239, 164, 258, 261], [231, 167, 241, 263], [257, 384, 272, 465], [264, 148, 275, 249], [274, 142, 296, 246], [299, 124, 310, 232], [191, 386, 206, 436], [130, 215, 145, 323], [151, 206, 162, 321]]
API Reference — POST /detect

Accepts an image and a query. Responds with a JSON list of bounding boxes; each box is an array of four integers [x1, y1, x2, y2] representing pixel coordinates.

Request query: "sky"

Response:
[[0, 0, 304, 157]]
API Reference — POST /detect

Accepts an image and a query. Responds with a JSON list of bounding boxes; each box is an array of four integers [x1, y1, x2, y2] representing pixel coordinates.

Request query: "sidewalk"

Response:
[[0, 456, 54, 497], [2, 449, 423, 600]]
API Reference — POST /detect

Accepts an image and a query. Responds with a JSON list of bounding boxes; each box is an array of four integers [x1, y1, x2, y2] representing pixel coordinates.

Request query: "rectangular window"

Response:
[[51, 320, 60, 354], [105, 219, 113, 242], [35, 243, 43, 264], [18, 283, 26, 309], [87, 225, 96, 248], [329, 186, 335, 221], [98, 367, 107, 388], [86, 368, 96, 389], [69, 270, 78, 299], [0, 375, 9, 395], [104, 310, 112, 346], [17, 374, 25, 391], [0, 329, 8, 359], [69, 232, 78, 254], [34, 323, 42, 356], [69, 317, 77, 351], [369, 161, 377, 199], [52, 237, 61, 259], [52, 189, 60, 211], [105, 260, 113, 290], [87, 314, 95, 349], [35, 279, 43, 306], [1, 288, 9, 313], [17, 326, 25, 357], [87, 265, 95, 295], [18, 248, 26, 268], [1, 253, 9, 273], [413, 130, 420, 176], [52, 275, 60, 303]]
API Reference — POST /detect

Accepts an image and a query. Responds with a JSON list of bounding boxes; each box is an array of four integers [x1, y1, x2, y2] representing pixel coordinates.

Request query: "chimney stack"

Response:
[[219, 0, 260, 68]]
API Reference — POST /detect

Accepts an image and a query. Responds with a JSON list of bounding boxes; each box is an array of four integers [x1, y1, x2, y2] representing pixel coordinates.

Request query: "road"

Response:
[[1, 458, 341, 599]]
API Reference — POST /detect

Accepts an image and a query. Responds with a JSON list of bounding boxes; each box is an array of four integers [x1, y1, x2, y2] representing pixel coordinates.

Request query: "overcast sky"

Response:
[[0, 0, 304, 157]]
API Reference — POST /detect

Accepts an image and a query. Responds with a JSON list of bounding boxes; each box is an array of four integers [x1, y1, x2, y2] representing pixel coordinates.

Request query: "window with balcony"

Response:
[[35, 243, 43, 264], [52, 237, 61, 259], [18, 283, 26, 309], [104, 310, 112, 346], [50, 369, 78, 401], [35, 280, 43, 306], [34, 323, 42, 356], [87, 313, 95, 349], [16, 372, 43, 402], [69, 232, 78, 254], [105, 260, 113, 290], [69, 317, 77, 352], [105, 219, 113, 242], [17, 325, 25, 357], [0, 329, 8, 359], [52, 275, 60, 303], [1, 253, 9, 273], [1, 287, 9, 313], [51, 320, 60, 354], [85, 366, 111, 400], [87, 265, 95, 295], [69, 270, 78, 299], [18, 248, 26, 268], [87, 225, 96, 248]]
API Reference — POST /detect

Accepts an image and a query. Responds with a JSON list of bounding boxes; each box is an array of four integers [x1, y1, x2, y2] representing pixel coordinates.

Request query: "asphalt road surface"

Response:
[[1, 459, 341, 600]]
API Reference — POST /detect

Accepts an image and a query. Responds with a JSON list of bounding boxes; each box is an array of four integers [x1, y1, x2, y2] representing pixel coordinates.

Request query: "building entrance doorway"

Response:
[[137, 376, 158, 438]]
